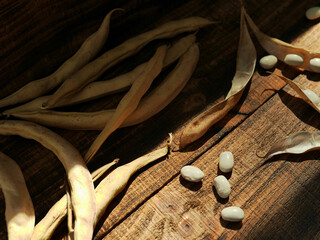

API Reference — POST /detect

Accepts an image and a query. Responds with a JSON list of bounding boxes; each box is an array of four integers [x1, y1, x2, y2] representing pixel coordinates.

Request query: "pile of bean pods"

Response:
[[1, 3, 319, 239], [0, 8, 212, 239]]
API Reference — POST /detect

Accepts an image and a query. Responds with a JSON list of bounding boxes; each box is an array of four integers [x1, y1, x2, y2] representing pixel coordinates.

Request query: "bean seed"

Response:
[[213, 175, 231, 198], [284, 54, 304, 66], [180, 165, 204, 182], [219, 151, 234, 173], [259, 55, 277, 69], [302, 89, 320, 104], [305, 7, 320, 20], [221, 206, 244, 222], [309, 58, 320, 72]]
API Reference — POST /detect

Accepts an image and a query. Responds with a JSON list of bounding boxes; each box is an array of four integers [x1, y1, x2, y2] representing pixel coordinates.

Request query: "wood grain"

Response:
[[104, 67, 320, 240], [0, 0, 319, 239]]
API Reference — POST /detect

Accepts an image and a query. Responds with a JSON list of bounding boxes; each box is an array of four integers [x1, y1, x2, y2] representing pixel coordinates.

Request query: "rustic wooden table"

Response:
[[0, 0, 319, 239]]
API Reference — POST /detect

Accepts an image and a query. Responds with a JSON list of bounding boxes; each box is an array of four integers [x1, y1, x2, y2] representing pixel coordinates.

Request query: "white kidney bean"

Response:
[[213, 175, 231, 198], [219, 151, 234, 173], [221, 206, 244, 222], [302, 89, 320, 104], [284, 54, 304, 67], [309, 58, 320, 72], [180, 165, 204, 182], [305, 7, 320, 20], [259, 55, 278, 69]]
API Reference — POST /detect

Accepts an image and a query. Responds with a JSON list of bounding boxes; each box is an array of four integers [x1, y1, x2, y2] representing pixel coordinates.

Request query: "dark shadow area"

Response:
[[179, 175, 203, 191], [245, 172, 320, 239], [304, 71, 320, 82], [219, 217, 243, 230], [277, 89, 320, 130], [217, 168, 233, 179], [212, 186, 229, 204]]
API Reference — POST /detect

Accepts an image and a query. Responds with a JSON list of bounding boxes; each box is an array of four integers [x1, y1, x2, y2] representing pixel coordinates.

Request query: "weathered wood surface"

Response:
[[0, 0, 319, 239]]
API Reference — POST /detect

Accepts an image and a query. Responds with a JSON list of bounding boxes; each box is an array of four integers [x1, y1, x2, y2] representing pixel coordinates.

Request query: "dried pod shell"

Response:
[[264, 132, 320, 159]]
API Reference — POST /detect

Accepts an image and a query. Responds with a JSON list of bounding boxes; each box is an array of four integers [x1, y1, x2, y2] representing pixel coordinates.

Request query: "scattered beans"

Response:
[[259, 55, 278, 69], [219, 151, 234, 173], [284, 54, 304, 67], [0, 152, 35, 240], [180, 165, 204, 182], [221, 206, 244, 222], [305, 6, 320, 20], [213, 175, 231, 198], [179, 9, 256, 148]]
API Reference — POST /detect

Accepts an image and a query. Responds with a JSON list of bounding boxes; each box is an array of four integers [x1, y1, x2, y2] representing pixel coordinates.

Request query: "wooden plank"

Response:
[[104, 69, 320, 240], [0, 0, 319, 239]]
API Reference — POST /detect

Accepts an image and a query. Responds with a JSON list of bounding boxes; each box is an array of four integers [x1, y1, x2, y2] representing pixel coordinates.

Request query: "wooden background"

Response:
[[0, 0, 319, 239]]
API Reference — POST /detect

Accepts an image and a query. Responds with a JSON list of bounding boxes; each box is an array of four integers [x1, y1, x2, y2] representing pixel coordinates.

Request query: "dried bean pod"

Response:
[[44, 17, 213, 108], [0, 120, 96, 240], [0, 9, 121, 109], [0, 152, 35, 240]]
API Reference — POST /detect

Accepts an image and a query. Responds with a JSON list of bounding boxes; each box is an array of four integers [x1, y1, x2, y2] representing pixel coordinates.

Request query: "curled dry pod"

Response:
[[273, 74, 320, 113], [93, 146, 168, 226], [0, 120, 96, 240], [179, 9, 256, 148], [0, 152, 35, 240], [0, 8, 121, 109], [85, 45, 167, 162], [10, 43, 199, 130], [4, 34, 197, 115], [243, 7, 320, 72], [264, 131, 320, 159], [32, 159, 118, 240], [44, 17, 213, 108]]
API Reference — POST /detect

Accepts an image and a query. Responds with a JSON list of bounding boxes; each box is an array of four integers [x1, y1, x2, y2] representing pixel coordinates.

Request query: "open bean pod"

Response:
[[273, 73, 320, 113], [263, 131, 320, 159], [243, 7, 320, 73]]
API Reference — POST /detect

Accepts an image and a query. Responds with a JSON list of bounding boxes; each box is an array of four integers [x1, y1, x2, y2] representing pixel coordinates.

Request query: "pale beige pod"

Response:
[[0, 120, 96, 240], [0, 152, 35, 240]]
